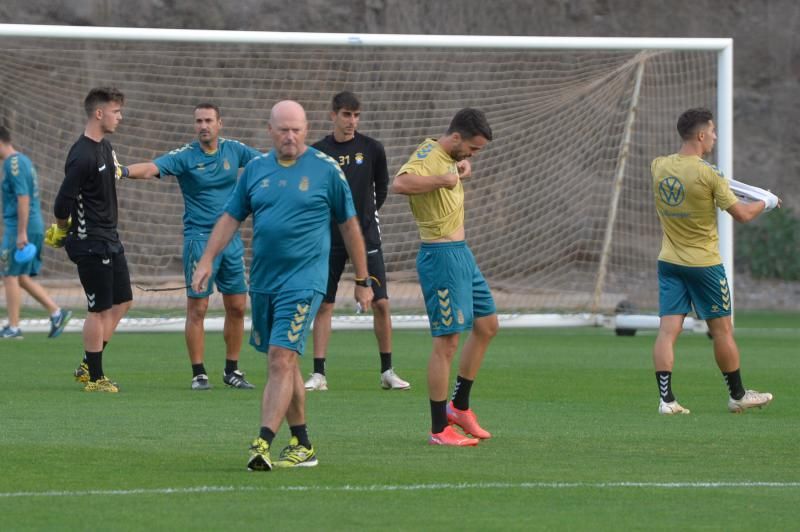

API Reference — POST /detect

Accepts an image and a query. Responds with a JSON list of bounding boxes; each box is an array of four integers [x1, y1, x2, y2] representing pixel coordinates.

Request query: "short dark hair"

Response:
[[677, 108, 713, 140], [331, 91, 360, 113], [194, 102, 221, 119], [447, 108, 493, 141], [84, 87, 125, 117], [0, 125, 10, 144]]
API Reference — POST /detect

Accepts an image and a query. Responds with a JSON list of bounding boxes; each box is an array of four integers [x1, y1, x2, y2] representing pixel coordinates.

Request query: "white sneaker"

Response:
[[191, 374, 211, 390], [659, 399, 690, 415], [304, 373, 328, 391], [728, 389, 773, 413], [380, 368, 411, 390]]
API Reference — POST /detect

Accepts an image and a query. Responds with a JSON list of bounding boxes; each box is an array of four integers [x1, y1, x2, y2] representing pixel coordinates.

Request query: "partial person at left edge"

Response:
[[47, 87, 148, 393], [0, 125, 72, 339]]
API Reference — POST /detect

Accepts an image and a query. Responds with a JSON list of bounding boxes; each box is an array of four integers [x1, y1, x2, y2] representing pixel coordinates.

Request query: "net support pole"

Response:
[[591, 58, 647, 313], [716, 42, 735, 321]]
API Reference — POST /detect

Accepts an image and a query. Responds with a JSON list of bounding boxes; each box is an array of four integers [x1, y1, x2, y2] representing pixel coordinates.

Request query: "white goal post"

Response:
[[0, 24, 733, 332]]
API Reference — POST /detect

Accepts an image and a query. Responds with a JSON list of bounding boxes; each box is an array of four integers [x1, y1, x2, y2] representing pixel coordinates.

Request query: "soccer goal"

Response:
[[0, 25, 732, 332]]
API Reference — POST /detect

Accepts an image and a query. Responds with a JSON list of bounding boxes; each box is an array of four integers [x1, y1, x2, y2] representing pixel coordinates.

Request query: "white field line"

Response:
[[1, 481, 799, 499]]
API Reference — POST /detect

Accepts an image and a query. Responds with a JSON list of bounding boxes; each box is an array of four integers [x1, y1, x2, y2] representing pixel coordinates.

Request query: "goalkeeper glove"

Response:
[[44, 220, 70, 248], [115, 165, 129, 180]]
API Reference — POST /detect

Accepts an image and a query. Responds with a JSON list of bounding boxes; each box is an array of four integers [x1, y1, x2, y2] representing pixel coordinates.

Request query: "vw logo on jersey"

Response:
[[658, 176, 685, 206], [355, 152, 364, 165], [416, 143, 434, 159]]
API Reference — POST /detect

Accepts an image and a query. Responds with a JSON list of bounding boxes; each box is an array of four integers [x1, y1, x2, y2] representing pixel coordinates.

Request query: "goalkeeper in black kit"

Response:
[[47, 87, 136, 393], [305, 91, 410, 392]]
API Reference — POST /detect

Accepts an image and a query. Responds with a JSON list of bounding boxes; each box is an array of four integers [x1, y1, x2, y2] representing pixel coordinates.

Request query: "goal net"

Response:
[[0, 28, 727, 326]]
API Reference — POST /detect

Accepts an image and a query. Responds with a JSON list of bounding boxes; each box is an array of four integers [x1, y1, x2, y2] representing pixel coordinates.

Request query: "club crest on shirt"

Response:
[[355, 153, 364, 165], [299, 176, 309, 192], [223, 159, 231, 170]]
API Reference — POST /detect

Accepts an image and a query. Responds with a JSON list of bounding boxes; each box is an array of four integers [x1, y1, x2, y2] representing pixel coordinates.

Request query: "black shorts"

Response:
[[65, 239, 133, 313], [324, 246, 388, 303]]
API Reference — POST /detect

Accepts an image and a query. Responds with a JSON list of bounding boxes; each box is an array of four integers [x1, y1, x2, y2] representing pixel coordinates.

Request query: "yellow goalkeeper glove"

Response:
[[113, 151, 129, 179], [45, 220, 70, 248]]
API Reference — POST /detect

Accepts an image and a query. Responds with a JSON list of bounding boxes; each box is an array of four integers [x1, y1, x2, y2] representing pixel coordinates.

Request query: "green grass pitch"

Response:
[[1, 311, 798, 530]]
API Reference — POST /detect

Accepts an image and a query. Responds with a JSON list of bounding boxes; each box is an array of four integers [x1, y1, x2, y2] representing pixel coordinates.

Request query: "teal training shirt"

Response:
[[154, 138, 261, 238], [225, 147, 356, 294], [2, 153, 44, 234]]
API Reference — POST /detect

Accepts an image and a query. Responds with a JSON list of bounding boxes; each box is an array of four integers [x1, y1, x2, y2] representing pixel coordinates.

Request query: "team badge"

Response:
[[223, 159, 231, 170], [253, 330, 261, 346], [299, 176, 309, 191], [457, 310, 465, 325], [355, 153, 364, 165]]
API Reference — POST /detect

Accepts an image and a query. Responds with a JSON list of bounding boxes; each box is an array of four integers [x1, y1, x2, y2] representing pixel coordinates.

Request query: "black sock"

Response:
[[313, 357, 326, 375], [430, 399, 448, 434], [451, 376, 474, 411], [259, 426, 276, 446], [290, 424, 312, 449], [380, 352, 392, 373], [86, 351, 103, 381], [723, 369, 745, 400], [84, 344, 105, 365], [192, 363, 207, 377], [656, 371, 675, 402], [225, 359, 238, 375]]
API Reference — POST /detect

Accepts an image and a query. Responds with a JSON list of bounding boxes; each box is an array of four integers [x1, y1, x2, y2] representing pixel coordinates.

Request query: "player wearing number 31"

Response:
[[651, 107, 779, 416], [192, 100, 372, 470]]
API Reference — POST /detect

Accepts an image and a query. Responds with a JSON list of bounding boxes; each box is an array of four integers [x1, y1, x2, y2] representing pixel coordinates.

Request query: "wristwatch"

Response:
[[354, 277, 372, 288]]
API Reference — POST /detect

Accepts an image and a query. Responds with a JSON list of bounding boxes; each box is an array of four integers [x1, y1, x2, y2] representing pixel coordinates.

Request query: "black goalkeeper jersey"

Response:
[[54, 135, 121, 245], [312, 131, 388, 250]]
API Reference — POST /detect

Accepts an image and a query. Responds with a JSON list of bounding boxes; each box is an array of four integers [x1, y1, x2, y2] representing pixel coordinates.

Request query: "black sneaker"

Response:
[[223, 369, 254, 389]]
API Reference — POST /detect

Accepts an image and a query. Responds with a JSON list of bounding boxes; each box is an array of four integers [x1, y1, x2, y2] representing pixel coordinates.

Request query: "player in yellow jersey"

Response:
[[393, 108, 498, 446], [651, 107, 780, 415]]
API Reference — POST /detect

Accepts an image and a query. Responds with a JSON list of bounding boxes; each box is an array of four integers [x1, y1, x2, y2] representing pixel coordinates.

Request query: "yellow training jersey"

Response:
[[396, 139, 464, 241], [651, 154, 738, 266]]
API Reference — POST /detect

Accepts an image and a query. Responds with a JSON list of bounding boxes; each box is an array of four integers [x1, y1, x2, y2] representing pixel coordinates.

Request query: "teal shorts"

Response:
[[658, 261, 731, 319], [416, 241, 496, 337], [184, 235, 247, 298], [249, 290, 323, 354], [1, 232, 43, 277]]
